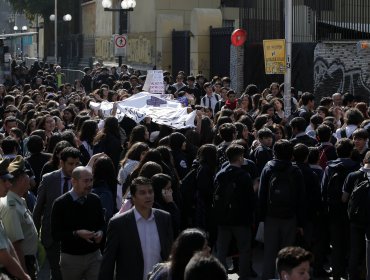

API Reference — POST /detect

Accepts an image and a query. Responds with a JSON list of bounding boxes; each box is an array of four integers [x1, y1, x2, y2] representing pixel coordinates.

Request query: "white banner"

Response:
[[89, 92, 196, 129]]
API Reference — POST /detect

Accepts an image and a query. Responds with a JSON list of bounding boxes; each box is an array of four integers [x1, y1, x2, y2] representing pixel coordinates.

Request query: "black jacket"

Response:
[[259, 159, 306, 227], [214, 165, 255, 226]]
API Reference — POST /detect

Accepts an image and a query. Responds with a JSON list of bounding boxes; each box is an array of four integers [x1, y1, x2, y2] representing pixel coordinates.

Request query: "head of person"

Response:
[[92, 156, 116, 186], [151, 173, 173, 206], [1, 136, 18, 155], [120, 142, 149, 167], [345, 108, 364, 126], [169, 132, 187, 152], [319, 97, 333, 108], [169, 228, 210, 280], [71, 166, 93, 197], [203, 82, 213, 96], [258, 127, 274, 147], [316, 124, 332, 143], [332, 93, 342, 106], [79, 120, 98, 144], [293, 143, 309, 163], [342, 92, 355, 107], [226, 144, 245, 166], [301, 92, 315, 108], [335, 138, 354, 158], [0, 159, 12, 197], [3, 116, 17, 135], [129, 125, 149, 146], [8, 156, 30, 195], [276, 246, 313, 280], [273, 139, 294, 161], [197, 144, 217, 171], [290, 117, 307, 134], [352, 128, 369, 151], [130, 176, 154, 211], [218, 123, 236, 142], [60, 147, 81, 177], [184, 253, 227, 280], [27, 135, 44, 155], [307, 146, 320, 165], [138, 161, 163, 179]]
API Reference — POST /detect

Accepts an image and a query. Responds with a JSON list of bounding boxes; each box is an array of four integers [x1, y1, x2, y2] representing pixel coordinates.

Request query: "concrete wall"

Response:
[[313, 42, 370, 103]]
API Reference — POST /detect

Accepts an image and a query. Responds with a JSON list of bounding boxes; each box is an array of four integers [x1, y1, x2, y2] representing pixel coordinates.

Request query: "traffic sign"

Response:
[[113, 34, 127, 56]]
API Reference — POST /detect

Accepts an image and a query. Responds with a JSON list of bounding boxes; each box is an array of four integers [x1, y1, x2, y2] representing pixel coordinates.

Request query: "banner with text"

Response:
[[143, 70, 165, 94]]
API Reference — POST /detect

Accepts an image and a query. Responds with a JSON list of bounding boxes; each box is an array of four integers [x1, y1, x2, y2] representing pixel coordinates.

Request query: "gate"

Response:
[[172, 30, 191, 77], [209, 27, 233, 78]]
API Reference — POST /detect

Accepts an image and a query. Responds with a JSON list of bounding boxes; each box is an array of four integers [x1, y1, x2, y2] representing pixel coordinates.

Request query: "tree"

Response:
[[8, 0, 54, 19]]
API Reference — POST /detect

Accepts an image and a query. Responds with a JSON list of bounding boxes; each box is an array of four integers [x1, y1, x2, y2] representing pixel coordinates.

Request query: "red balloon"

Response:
[[231, 29, 247, 47]]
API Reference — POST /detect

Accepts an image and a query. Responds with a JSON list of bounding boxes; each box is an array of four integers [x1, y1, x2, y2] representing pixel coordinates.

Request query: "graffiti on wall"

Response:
[[313, 45, 370, 103]]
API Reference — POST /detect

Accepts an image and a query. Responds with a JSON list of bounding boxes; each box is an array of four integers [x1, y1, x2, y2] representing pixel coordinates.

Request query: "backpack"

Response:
[[268, 165, 296, 218], [180, 166, 199, 225], [348, 173, 369, 225], [212, 168, 244, 225], [327, 164, 354, 207], [318, 145, 331, 170]]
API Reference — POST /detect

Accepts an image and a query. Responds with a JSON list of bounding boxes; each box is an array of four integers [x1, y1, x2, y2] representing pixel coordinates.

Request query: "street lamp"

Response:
[[50, 7, 72, 65], [13, 25, 28, 60], [101, 0, 136, 66]]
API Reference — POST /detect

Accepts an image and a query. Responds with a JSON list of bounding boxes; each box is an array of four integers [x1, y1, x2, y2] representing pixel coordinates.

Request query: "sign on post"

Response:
[[263, 39, 286, 75], [143, 70, 165, 94], [113, 34, 127, 56]]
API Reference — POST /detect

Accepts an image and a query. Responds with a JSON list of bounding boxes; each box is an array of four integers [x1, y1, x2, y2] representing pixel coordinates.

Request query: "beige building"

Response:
[[81, 0, 238, 78]]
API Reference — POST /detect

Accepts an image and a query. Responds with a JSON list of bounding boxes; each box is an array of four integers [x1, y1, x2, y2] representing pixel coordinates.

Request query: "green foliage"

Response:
[[8, 0, 70, 20]]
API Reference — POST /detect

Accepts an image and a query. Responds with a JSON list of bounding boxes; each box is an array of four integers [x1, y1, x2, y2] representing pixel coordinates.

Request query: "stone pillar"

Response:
[[156, 14, 184, 71], [190, 8, 222, 79], [230, 45, 244, 95]]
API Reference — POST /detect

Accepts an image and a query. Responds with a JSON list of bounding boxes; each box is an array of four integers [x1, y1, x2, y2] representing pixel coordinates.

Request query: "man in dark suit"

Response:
[[33, 147, 81, 280], [99, 176, 173, 280]]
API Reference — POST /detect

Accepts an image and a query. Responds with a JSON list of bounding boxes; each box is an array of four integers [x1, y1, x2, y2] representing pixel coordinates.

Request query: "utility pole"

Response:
[[284, 0, 292, 117]]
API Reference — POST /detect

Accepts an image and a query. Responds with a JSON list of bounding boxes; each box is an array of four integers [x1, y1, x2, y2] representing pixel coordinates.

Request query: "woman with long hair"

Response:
[[148, 228, 210, 280], [93, 116, 122, 173], [194, 144, 218, 246], [41, 140, 72, 177], [79, 120, 98, 165], [152, 173, 181, 236], [92, 156, 117, 221], [117, 142, 149, 208], [127, 124, 149, 148]]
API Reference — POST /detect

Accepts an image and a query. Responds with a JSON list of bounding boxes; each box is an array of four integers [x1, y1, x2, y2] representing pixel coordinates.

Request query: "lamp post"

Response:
[[101, 0, 136, 66], [13, 25, 28, 60], [50, 9, 72, 66]]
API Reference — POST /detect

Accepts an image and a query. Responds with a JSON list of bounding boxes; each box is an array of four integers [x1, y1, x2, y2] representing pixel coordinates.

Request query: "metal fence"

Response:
[[62, 69, 85, 84], [236, 0, 370, 43]]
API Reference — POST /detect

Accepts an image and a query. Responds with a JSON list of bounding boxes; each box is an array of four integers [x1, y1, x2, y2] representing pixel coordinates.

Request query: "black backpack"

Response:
[[268, 165, 296, 218], [327, 164, 354, 207], [212, 168, 244, 225], [348, 173, 370, 225]]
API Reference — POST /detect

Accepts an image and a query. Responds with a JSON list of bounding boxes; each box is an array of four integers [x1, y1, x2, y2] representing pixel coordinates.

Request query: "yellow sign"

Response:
[[263, 39, 286, 74]]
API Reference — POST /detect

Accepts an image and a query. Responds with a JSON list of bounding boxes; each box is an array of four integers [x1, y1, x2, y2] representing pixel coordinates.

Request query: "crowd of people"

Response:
[[0, 59, 369, 280]]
